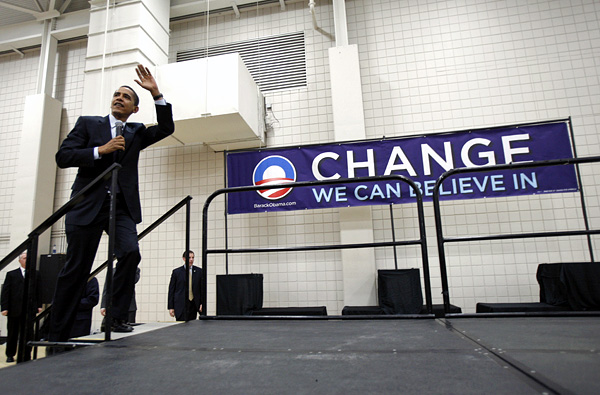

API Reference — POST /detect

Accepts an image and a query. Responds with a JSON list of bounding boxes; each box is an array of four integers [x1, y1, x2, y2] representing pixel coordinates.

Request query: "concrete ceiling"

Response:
[[0, 0, 296, 55], [0, 0, 90, 27], [0, 0, 290, 29]]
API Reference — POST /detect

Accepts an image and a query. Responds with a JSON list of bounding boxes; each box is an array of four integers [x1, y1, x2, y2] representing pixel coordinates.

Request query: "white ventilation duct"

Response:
[[137, 54, 265, 151]]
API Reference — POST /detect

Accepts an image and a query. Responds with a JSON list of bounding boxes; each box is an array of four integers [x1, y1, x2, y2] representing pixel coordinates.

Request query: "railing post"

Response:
[[201, 197, 209, 317], [567, 118, 595, 262], [413, 189, 433, 315], [432, 177, 452, 314], [388, 204, 398, 270], [17, 238, 37, 363], [104, 166, 120, 341], [184, 199, 191, 321]]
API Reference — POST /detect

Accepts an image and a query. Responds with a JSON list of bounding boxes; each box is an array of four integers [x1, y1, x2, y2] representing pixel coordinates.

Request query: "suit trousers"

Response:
[[49, 194, 140, 342], [5, 316, 32, 361], [5, 316, 20, 358], [176, 299, 199, 321], [70, 317, 92, 339]]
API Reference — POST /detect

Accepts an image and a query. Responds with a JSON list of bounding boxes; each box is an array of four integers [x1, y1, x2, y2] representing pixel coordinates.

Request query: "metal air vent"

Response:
[[177, 31, 306, 92]]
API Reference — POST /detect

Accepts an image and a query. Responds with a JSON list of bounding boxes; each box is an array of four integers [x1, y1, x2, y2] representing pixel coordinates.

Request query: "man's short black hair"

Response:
[[183, 250, 195, 258], [120, 85, 139, 106]]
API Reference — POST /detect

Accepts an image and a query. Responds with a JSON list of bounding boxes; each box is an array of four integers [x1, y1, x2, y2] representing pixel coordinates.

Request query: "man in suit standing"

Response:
[[1, 252, 42, 363], [49, 64, 175, 342], [168, 250, 202, 321]]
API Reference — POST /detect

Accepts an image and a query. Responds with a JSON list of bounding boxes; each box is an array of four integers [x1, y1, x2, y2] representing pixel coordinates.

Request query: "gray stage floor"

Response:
[[0, 316, 598, 394]]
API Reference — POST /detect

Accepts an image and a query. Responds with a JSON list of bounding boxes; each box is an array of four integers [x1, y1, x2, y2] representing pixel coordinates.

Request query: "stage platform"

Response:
[[76, 321, 182, 341], [0, 316, 598, 394]]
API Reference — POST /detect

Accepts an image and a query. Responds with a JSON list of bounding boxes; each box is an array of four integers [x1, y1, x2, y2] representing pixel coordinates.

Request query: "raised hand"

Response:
[[134, 64, 160, 97]]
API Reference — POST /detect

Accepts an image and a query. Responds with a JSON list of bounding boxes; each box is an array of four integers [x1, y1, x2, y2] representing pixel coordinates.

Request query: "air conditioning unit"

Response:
[[139, 53, 265, 151]]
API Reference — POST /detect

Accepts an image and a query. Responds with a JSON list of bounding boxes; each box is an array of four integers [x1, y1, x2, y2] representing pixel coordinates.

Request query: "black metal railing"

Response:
[[432, 156, 600, 313], [0, 157, 193, 362], [201, 175, 433, 316], [29, 195, 193, 357], [0, 163, 120, 362]]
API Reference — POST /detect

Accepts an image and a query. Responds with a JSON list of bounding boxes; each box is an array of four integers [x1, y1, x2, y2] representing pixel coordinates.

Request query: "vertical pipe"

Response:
[[331, 0, 348, 46], [99, 0, 112, 106], [204, 1, 210, 116], [37, 19, 58, 96]]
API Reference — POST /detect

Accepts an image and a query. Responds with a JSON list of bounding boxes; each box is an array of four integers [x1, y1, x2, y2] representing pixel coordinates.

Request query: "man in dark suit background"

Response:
[[70, 277, 99, 338], [1, 252, 42, 362], [48, 64, 175, 342], [168, 250, 202, 321]]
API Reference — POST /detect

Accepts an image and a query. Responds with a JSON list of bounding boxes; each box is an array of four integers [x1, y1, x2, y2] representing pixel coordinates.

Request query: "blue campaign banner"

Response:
[[226, 122, 578, 214]]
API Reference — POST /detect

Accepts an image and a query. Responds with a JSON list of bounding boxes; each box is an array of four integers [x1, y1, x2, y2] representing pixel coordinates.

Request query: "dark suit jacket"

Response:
[[55, 104, 175, 226], [70, 277, 99, 338], [75, 277, 99, 320], [168, 265, 202, 318], [1, 268, 42, 317]]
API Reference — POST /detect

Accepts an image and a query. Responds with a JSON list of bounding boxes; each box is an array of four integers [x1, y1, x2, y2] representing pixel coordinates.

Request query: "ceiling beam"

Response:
[[0, 1, 42, 16], [0, 0, 301, 55], [0, 0, 60, 21], [231, 2, 240, 18], [33, 0, 44, 12], [59, 0, 73, 14], [0, 9, 87, 54], [9, 46, 25, 58]]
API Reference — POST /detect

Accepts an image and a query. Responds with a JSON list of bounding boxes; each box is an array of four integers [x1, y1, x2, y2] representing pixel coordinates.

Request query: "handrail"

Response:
[[201, 174, 433, 316], [0, 163, 122, 272], [87, 195, 193, 280], [0, 162, 121, 363], [32, 195, 194, 345], [432, 156, 600, 313]]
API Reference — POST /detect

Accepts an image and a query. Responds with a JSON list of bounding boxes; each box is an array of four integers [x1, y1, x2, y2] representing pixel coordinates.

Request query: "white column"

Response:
[[329, 43, 377, 306], [11, 95, 63, 253], [83, 0, 170, 120], [37, 19, 58, 96], [11, 2, 63, 254], [338, 206, 377, 306]]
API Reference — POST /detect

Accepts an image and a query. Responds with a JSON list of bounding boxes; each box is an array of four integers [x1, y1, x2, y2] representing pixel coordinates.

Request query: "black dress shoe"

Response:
[[6, 356, 15, 363], [102, 319, 133, 333], [113, 320, 133, 333]]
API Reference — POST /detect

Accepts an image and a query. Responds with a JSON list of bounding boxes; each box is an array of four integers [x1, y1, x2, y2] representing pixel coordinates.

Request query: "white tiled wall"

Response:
[[1, 0, 599, 337], [353, 0, 600, 311], [163, 0, 344, 322]]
